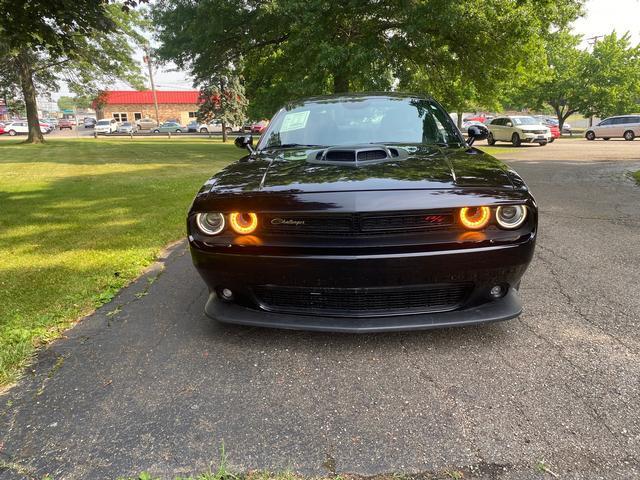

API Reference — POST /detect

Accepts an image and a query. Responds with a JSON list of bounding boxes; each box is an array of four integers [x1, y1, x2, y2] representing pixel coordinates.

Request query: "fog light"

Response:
[[489, 285, 505, 298], [220, 288, 234, 300]]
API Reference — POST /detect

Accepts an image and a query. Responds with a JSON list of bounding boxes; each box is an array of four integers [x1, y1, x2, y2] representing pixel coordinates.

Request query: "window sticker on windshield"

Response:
[[280, 110, 310, 132]]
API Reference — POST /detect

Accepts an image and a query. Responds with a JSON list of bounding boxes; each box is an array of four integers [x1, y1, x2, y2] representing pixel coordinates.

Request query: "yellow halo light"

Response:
[[459, 206, 491, 230], [229, 212, 258, 234]]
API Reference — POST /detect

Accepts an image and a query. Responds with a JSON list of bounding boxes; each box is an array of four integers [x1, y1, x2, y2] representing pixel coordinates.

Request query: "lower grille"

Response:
[[253, 284, 471, 317]]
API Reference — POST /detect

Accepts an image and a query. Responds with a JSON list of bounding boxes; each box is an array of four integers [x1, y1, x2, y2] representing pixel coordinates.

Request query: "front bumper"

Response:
[[523, 133, 551, 143], [205, 288, 522, 332], [190, 238, 535, 332]]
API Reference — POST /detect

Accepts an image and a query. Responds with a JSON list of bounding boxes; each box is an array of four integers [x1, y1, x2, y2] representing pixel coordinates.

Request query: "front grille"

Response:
[[253, 284, 471, 317], [262, 211, 454, 236], [531, 130, 546, 134]]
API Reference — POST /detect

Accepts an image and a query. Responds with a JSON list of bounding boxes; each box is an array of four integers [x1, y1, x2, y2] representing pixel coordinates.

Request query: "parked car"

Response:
[[117, 121, 138, 134], [94, 118, 118, 134], [187, 93, 537, 332], [547, 123, 561, 142], [58, 119, 74, 130], [487, 116, 551, 146], [187, 120, 200, 132], [44, 117, 59, 128], [584, 115, 640, 141], [152, 121, 185, 133], [3, 121, 29, 136], [198, 120, 240, 134], [250, 120, 269, 134], [62, 117, 77, 126], [241, 123, 253, 133], [542, 117, 571, 134], [136, 117, 159, 130], [83, 117, 96, 128]]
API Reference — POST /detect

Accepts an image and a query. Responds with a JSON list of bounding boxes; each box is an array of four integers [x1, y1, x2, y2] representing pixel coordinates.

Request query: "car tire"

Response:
[[175, 129, 182, 133], [225, 127, 232, 134], [511, 133, 521, 147], [8, 130, 16, 136], [487, 132, 496, 145], [603, 137, 610, 141], [200, 128, 208, 133], [539, 141, 548, 146], [153, 129, 160, 133], [585, 131, 596, 141], [549, 137, 555, 143], [623, 130, 635, 141]]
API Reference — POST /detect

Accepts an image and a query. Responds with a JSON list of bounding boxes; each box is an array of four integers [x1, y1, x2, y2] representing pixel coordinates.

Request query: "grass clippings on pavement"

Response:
[[632, 170, 640, 184], [0, 138, 236, 387]]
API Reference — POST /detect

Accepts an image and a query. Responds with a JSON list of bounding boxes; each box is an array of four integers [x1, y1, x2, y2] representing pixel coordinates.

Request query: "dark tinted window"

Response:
[[599, 118, 613, 126]]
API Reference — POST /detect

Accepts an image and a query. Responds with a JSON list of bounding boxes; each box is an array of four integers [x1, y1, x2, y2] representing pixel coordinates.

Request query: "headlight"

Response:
[[496, 205, 527, 229], [229, 212, 258, 234], [459, 206, 491, 230], [195, 212, 225, 235]]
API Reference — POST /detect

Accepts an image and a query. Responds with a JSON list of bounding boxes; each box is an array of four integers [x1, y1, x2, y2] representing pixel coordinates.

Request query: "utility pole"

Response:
[[143, 44, 160, 126]]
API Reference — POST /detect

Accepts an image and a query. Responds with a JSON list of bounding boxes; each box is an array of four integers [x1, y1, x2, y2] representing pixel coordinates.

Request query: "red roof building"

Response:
[[95, 90, 201, 125]]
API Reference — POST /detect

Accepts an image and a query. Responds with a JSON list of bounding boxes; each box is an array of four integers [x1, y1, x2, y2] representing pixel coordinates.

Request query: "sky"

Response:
[[47, 0, 640, 104]]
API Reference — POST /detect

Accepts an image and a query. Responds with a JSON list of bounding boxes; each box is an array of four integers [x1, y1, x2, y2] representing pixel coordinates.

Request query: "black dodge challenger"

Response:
[[187, 94, 537, 332]]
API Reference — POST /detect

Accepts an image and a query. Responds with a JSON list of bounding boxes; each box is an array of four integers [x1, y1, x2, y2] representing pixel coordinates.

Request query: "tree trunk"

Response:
[[221, 120, 227, 143], [17, 51, 44, 144], [457, 111, 463, 129], [332, 72, 349, 93]]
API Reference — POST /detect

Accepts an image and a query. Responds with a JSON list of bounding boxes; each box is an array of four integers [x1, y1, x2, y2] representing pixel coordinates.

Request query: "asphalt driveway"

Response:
[[1, 139, 640, 479]]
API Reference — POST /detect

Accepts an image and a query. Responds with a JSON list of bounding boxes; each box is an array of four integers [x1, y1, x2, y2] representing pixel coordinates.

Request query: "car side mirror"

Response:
[[234, 135, 254, 152], [467, 125, 488, 146]]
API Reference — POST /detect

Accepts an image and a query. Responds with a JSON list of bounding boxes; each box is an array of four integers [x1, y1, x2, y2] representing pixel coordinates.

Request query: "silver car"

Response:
[[118, 122, 138, 134], [585, 115, 640, 141]]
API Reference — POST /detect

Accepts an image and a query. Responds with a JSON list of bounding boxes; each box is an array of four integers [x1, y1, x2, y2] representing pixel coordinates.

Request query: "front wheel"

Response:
[[539, 141, 548, 146], [153, 129, 160, 133], [603, 137, 610, 141], [175, 129, 182, 133], [225, 127, 232, 134], [549, 137, 555, 143], [624, 130, 635, 141], [585, 131, 595, 141], [8, 130, 16, 136], [487, 132, 496, 145], [200, 128, 208, 133], [511, 133, 521, 147]]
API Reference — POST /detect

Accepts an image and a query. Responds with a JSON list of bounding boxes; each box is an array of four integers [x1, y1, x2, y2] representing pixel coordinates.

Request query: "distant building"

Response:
[[95, 90, 200, 125]]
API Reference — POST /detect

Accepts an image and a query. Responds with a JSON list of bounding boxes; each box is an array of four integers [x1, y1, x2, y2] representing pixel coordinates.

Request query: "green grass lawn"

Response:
[[0, 138, 236, 387], [633, 171, 640, 184]]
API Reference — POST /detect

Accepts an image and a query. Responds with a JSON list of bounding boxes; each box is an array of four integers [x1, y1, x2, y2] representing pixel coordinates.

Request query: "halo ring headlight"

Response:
[[229, 212, 258, 234], [196, 212, 225, 235], [459, 206, 491, 230], [496, 205, 527, 229]]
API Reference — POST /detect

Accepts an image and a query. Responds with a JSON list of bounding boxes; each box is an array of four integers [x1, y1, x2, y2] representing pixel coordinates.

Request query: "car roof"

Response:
[[288, 92, 435, 106]]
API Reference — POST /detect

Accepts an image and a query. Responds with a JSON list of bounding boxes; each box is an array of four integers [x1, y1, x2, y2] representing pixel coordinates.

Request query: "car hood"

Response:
[[205, 145, 516, 194]]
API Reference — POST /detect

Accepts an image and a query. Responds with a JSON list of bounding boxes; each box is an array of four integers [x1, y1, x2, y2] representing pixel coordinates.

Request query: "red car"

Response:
[[58, 119, 74, 130], [548, 124, 560, 142], [250, 120, 269, 134]]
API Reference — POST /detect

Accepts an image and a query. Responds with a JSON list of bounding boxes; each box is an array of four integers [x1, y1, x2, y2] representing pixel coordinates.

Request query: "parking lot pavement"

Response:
[[1, 141, 640, 479]]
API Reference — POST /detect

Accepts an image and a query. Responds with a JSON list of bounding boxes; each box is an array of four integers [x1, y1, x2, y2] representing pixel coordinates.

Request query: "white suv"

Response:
[[585, 115, 640, 141], [487, 116, 551, 147], [94, 118, 118, 134], [4, 121, 29, 136]]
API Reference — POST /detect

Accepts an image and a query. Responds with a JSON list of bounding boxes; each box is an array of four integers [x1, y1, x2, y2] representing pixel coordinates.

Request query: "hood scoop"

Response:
[[308, 145, 408, 167]]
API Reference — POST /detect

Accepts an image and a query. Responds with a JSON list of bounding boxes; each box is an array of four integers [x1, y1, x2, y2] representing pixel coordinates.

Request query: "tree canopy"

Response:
[[0, 0, 146, 143], [153, 0, 584, 118]]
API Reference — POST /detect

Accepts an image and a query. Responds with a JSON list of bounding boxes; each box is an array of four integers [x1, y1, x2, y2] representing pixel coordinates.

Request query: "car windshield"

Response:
[[512, 117, 539, 126], [122, 122, 131, 127], [97, 120, 110, 125], [258, 97, 462, 149]]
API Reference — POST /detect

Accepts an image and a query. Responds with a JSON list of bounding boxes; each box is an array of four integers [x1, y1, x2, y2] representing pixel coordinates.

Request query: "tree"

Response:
[[503, 30, 588, 133], [0, 1, 146, 144], [198, 74, 248, 143], [580, 32, 640, 119], [153, 0, 584, 119], [504, 31, 640, 131]]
